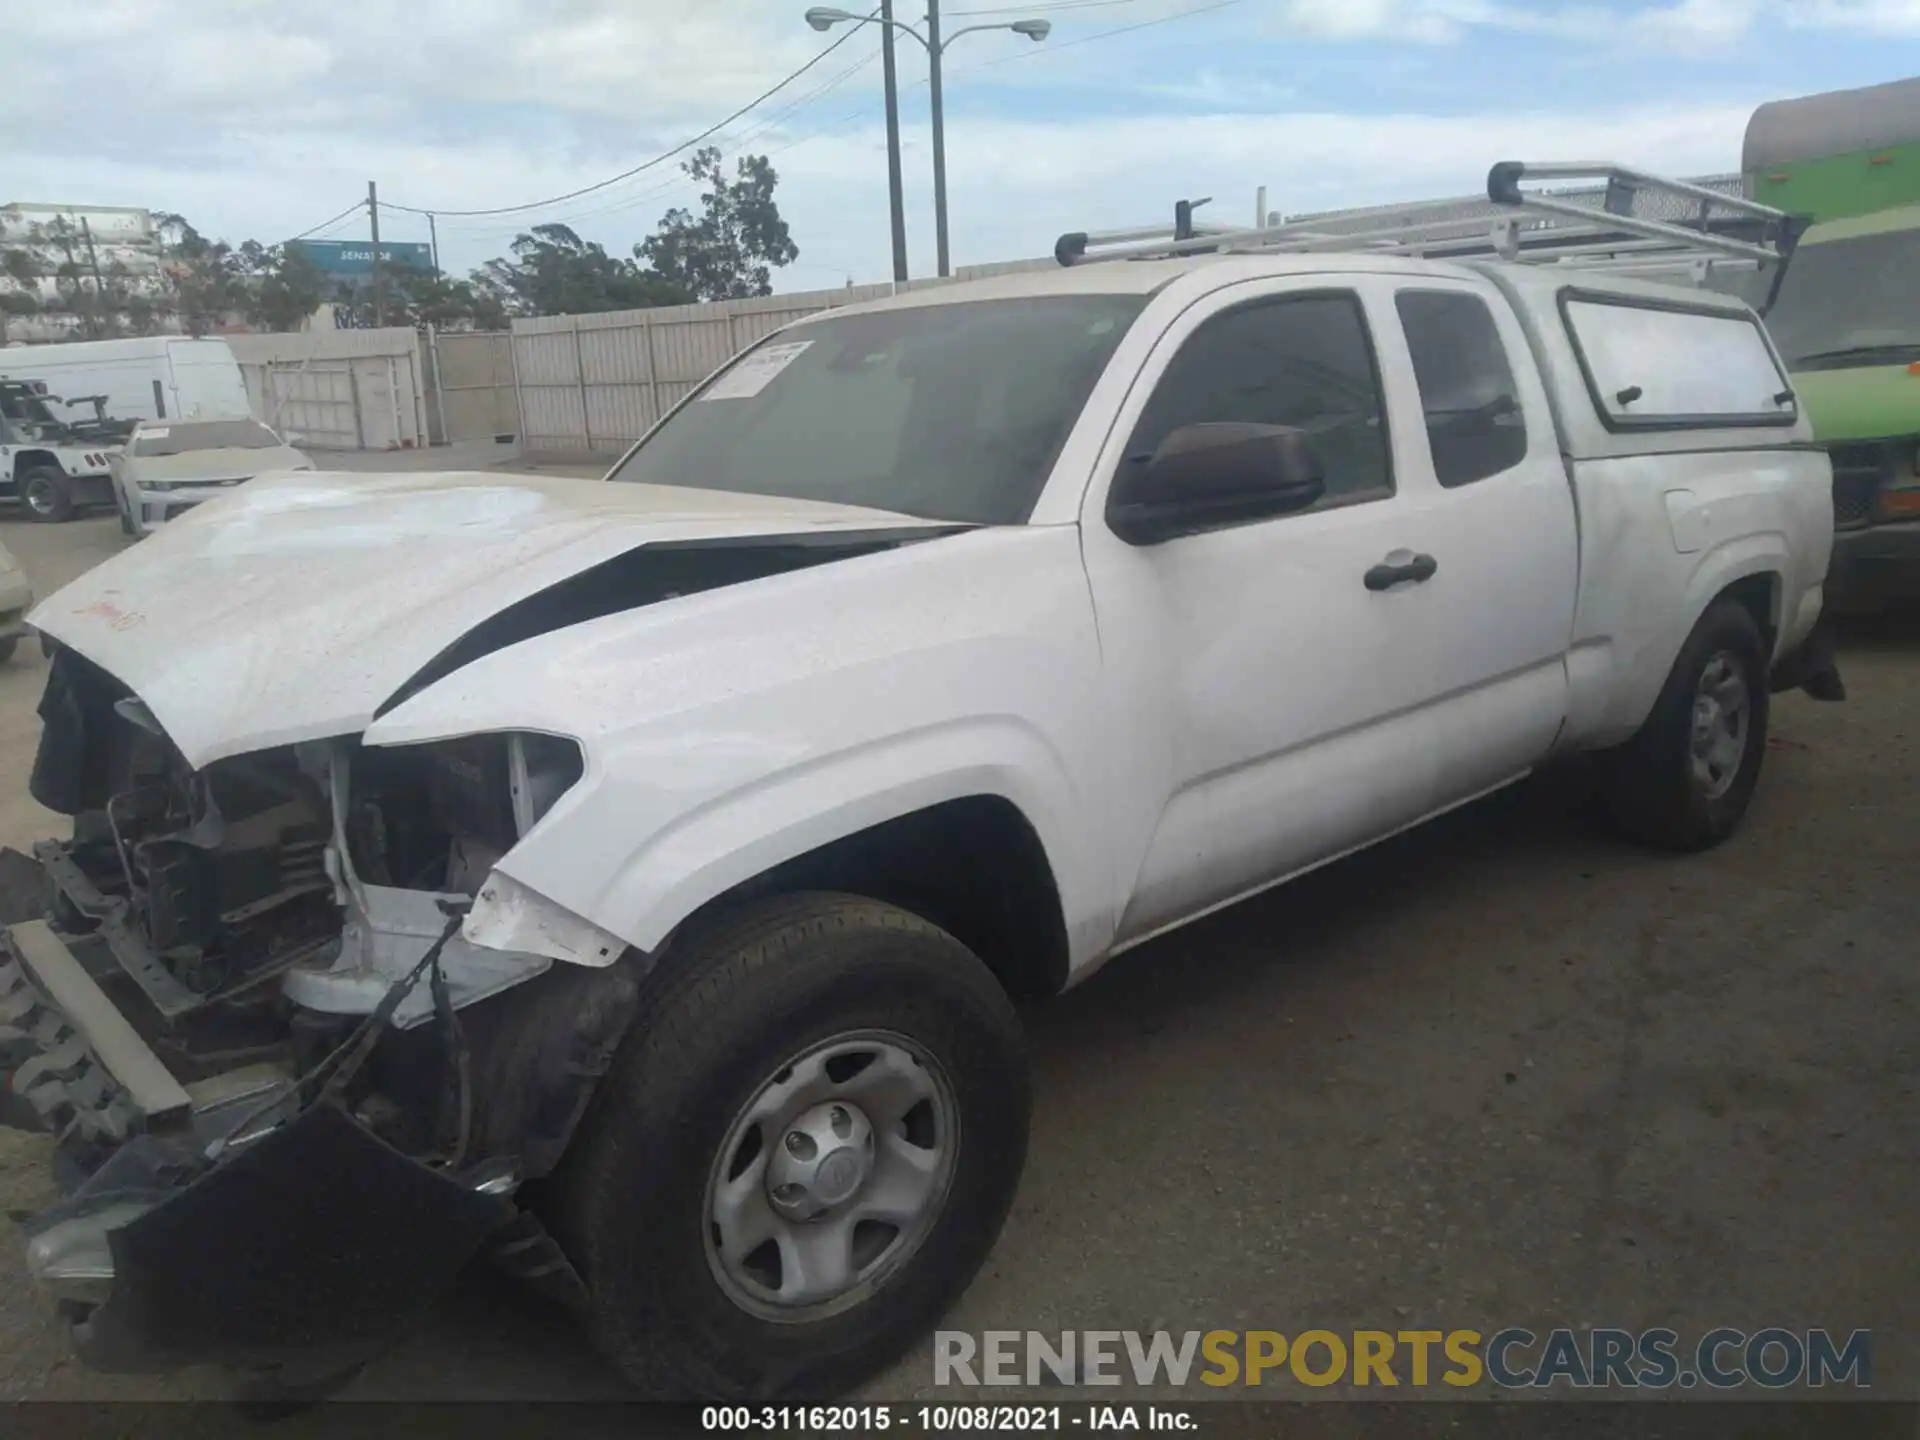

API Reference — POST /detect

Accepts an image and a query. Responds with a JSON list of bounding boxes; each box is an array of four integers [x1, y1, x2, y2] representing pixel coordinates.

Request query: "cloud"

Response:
[[0, 0, 1899, 295], [1275, 0, 1540, 42], [1270, 0, 1914, 42], [1783, 0, 1920, 32]]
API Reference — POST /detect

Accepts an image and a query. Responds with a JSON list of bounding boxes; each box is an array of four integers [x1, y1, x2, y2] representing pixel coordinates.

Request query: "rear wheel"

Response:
[[1600, 599, 1770, 852], [20, 466, 72, 524], [560, 892, 1029, 1401]]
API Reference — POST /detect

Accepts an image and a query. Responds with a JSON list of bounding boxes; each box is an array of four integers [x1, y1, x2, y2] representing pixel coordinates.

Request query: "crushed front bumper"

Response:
[[2, 917, 515, 1372]]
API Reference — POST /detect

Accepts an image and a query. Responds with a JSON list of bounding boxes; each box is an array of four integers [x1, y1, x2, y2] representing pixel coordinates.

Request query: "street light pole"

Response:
[[803, 6, 1047, 282], [880, 0, 909, 282], [927, 0, 950, 278]]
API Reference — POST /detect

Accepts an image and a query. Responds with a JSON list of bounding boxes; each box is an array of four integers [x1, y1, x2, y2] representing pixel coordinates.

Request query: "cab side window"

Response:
[[1124, 292, 1393, 507], [1395, 289, 1528, 487]]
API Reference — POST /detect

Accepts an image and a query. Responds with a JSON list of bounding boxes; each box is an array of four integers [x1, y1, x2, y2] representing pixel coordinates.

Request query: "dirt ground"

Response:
[[0, 476, 1915, 1403]]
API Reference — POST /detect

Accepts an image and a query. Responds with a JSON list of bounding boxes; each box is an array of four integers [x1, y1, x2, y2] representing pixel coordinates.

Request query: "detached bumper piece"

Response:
[[1770, 618, 1846, 703], [66, 1103, 512, 1372], [2, 919, 514, 1373]]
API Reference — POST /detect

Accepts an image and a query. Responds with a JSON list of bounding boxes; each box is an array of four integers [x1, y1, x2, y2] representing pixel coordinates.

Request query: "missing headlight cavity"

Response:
[[377, 527, 967, 717], [347, 733, 584, 891]]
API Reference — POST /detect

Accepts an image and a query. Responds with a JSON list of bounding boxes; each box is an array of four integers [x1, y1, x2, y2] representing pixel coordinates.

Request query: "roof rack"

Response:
[[1053, 162, 1805, 288]]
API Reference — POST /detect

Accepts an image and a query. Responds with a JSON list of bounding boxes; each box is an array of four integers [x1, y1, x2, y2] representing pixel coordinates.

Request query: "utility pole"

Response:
[[367, 180, 384, 328], [427, 212, 442, 278], [927, 0, 951, 277], [879, 0, 909, 282], [79, 217, 107, 338]]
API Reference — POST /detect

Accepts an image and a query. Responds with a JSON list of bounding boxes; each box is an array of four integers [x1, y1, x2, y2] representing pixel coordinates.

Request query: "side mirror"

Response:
[[1108, 422, 1326, 545]]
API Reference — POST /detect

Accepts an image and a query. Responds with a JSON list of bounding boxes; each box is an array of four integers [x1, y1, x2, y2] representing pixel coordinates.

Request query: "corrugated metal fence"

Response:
[[227, 328, 428, 450], [432, 330, 519, 443]]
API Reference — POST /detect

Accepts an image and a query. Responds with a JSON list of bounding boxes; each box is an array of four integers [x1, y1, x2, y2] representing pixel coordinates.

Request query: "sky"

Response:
[[2, 0, 1917, 294]]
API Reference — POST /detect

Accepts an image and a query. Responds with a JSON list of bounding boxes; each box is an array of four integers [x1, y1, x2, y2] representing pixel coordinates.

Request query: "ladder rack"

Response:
[[1053, 162, 1805, 288]]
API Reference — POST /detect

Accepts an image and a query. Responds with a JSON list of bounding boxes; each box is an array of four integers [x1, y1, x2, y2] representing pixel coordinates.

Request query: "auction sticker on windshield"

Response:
[[699, 341, 812, 401]]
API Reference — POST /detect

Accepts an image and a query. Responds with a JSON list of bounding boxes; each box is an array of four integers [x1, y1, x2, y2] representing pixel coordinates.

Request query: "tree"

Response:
[[154, 213, 240, 336], [325, 261, 496, 331], [1, 248, 42, 344], [234, 240, 330, 331], [637, 148, 798, 301], [0, 289, 38, 346], [470, 223, 688, 319]]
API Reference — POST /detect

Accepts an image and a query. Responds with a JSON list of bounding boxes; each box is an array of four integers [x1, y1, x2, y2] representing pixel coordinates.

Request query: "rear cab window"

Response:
[[1559, 293, 1796, 432], [1395, 289, 1529, 487]]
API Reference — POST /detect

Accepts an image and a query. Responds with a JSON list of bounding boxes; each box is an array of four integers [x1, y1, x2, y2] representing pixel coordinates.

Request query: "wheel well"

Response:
[[692, 796, 1070, 1000], [10, 450, 60, 477], [1719, 572, 1780, 656]]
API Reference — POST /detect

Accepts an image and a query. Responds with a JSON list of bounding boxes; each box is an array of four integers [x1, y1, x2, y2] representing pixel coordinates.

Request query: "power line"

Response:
[[286, 199, 367, 242], [382, 18, 875, 219], [408, 0, 1237, 264], [950, 0, 1242, 71], [946, 0, 1141, 15], [427, 49, 886, 247]]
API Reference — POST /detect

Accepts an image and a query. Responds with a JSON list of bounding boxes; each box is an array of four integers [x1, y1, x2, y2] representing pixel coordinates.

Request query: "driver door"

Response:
[[1083, 280, 1471, 944]]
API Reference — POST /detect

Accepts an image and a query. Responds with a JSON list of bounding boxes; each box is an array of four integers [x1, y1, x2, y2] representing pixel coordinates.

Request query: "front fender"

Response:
[[361, 524, 1118, 973], [529, 718, 1109, 964]]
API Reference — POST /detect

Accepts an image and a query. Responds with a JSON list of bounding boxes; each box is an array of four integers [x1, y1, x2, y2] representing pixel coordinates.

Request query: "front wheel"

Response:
[[559, 893, 1030, 1401], [20, 466, 73, 523], [1600, 599, 1770, 852]]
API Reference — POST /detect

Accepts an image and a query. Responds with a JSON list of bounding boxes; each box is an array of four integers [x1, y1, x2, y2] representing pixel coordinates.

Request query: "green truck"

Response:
[[1743, 76, 1920, 611]]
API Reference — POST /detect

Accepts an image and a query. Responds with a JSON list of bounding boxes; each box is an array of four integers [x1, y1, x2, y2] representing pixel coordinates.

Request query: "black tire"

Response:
[[0, 637, 15, 665], [19, 466, 73, 523], [1600, 599, 1770, 852], [559, 892, 1029, 1401]]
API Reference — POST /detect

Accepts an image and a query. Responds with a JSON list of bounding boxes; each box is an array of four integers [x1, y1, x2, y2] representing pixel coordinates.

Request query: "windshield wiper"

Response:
[[1791, 343, 1920, 370]]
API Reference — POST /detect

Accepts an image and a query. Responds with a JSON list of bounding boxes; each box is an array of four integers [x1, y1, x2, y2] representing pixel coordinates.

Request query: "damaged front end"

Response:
[[2, 647, 641, 1372]]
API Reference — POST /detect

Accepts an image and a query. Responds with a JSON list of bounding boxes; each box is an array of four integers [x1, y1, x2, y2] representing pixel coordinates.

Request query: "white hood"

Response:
[[30, 469, 932, 767]]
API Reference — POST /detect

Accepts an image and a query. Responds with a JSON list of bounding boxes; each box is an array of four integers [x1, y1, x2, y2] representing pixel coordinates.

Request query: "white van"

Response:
[[0, 336, 251, 430]]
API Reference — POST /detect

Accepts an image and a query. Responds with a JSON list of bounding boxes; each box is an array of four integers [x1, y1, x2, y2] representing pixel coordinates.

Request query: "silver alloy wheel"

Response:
[[704, 1030, 959, 1322], [1689, 650, 1751, 801], [24, 474, 58, 517]]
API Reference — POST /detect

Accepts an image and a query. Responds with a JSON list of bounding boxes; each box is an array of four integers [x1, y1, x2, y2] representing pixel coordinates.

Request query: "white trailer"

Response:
[[0, 336, 252, 428]]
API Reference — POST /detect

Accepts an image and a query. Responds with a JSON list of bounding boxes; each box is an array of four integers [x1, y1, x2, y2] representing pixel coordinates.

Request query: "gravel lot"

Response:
[[0, 464, 1914, 1403]]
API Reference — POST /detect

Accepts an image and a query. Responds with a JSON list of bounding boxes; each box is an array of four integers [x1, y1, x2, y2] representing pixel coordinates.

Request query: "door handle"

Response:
[[1364, 551, 1438, 592]]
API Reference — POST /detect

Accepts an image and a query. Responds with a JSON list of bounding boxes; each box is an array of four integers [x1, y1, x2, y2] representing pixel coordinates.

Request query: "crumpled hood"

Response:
[[30, 469, 933, 767]]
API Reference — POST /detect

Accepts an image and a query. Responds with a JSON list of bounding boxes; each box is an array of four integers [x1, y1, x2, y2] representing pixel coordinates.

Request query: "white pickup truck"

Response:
[[3, 171, 1838, 1403]]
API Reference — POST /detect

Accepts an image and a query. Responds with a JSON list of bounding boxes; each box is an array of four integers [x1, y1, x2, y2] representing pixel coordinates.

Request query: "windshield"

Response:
[[608, 294, 1147, 525], [1766, 227, 1920, 369], [133, 419, 283, 456]]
